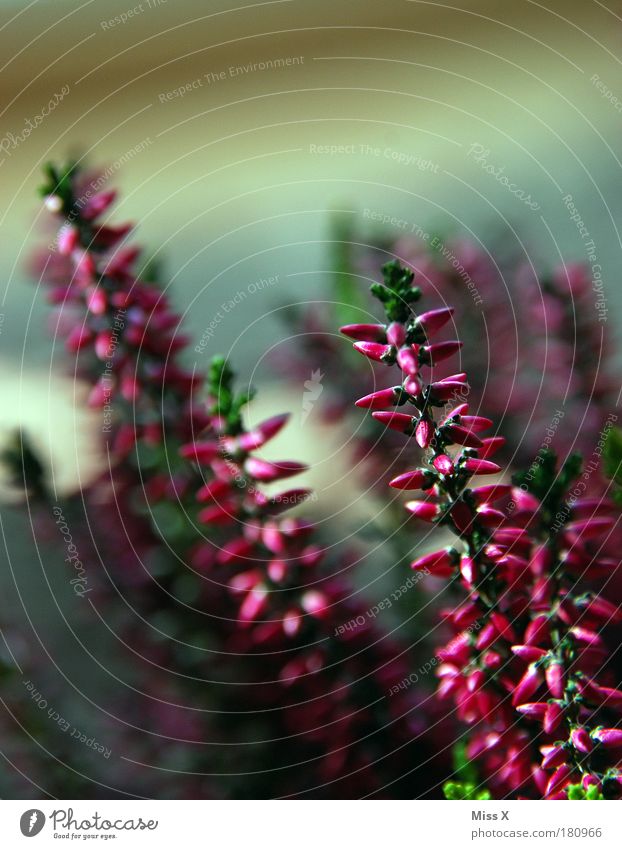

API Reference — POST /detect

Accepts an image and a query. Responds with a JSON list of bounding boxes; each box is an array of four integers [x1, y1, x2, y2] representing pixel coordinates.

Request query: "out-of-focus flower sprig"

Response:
[[23, 162, 448, 798], [344, 259, 622, 799]]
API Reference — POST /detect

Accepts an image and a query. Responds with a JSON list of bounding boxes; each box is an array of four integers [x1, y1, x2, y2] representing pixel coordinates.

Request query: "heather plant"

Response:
[[10, 162, 448, 798], [343, 260, 622, 799], [5, 161, 620, 799]]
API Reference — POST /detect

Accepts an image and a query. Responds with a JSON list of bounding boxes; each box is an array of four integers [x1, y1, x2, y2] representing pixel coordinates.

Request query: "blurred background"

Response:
[[1, 0, 622, 798]]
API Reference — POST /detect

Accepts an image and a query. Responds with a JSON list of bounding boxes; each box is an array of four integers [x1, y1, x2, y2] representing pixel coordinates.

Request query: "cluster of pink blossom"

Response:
[[344, 260, 622, 799], [21, 163, 448, 798]]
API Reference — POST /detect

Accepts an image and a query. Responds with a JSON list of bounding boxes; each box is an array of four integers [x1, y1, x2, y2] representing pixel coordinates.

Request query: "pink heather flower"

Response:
[[433, 454, 454, 475], [411, 548, 456, 575], [404, 500, 441, 522], [592, 728, 622, 747], [545, 662, 565, 699], [340, 322, 386, 341], [345, 259, 622, 799], [570, 727, 593, 754], [414, 306, 454, 335], [396, 346, 420, 375], [372, 411, 415, 433], [389, 469, 433, 490], [353, 341, 394, 362], [30, 166, 453, 799], [463, 458, 501, 475], [355, 387, 401, 409]]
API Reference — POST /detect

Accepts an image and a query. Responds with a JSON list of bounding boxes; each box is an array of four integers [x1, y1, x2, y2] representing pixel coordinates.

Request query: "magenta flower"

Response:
[[344, 259, 622, 799]]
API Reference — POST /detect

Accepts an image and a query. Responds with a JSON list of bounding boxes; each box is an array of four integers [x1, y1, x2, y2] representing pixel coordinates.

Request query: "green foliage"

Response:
[[512, 448, 582, 524], [330, 212, 368, 327], [0, 429, 47, 499], [566, 782, 604, 800], [603, 426, 622, 505], [443, 741, 491, 800], [207, 355, 255, 435], [370, 260, 421, 323], [39, 160, 77, 214]]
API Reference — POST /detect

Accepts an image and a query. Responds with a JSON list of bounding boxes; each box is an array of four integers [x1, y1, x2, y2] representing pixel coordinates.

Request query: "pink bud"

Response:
[[475, 623, 497, 650], [592, 728, 622, 747], [65, 325, 93, 352], [516, 702, 547, 720], [415, 306, 454, 335], [301, 591, 328, 617], [546, 764, 572, 797], [397, 345, 419, 375], [582, 595, 622, 624], [82, 190, 117, 220], [491, 611, 516, 641], [355, 387, 400, 409], [440, 402, 469, 425], [429, 381, 469, 402], [460, 555, 477, 585], [545, 663, 565, 699], [460, 415, 493, 432], [389, 469, 432, 490], [57, 225, 79, 255], [471, 484, 512, 505], [196, 478, 230, 502], [372, 411, 414, 433], [267, 559, 287, 582], [541, 744, 567, 770], [570, 727, 593, 753], [565, 517, 614, 539], [445, 425, 482, 448], [421, 340, 463, 365], [88, 377, 112, 408], [411, 548, 455, 575], [198, 503, 236, 525], [86, 287, 107, 315], [512, 665, 541, 706], [238, 414, 290, 451], [120, 374, 139, 401], [353, 341, 394, 362], [244, 458, 307, 482], [512, 645, 547, 662], [477, 437, 506, 459], [217, 537, 253, 564], [476, 506, 505, 527], [544, 702, 564, 734], [283, 609, 302, 636], [433, 454, 454, 474], [268, 489, 312, 513], [239, 586, 268, 623], [340, 323, 386, 342], [463, 458, 500, 475], [403, 375, 423, 395], [510, 487, 541, 513], [180, 440, 219, 463], [405, 501, 440, 522], [95, 330, 113, 360], [386, 321, 406, 346], [415, 417, 434, 448]]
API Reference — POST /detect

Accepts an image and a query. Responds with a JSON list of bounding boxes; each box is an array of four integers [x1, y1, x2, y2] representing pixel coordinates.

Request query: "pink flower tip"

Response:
[[353, 341, 394, 362], [372, 411, 414, 433], [340, 323, 386, 342], [463, 458, 501, 475], [405, 500, 440, 522], [355, 387, 400, 409]]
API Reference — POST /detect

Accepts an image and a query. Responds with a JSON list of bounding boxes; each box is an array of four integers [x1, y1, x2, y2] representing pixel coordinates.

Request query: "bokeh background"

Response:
[[1, 0, 622, 798]]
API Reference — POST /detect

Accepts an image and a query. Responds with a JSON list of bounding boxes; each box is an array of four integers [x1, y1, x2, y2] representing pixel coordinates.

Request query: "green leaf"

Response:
[[603, 426, 622, 485]]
